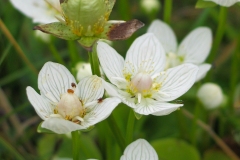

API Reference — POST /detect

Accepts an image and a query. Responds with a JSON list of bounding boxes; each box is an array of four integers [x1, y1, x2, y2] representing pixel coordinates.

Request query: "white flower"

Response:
[[10, 0, 61, 23], [204, 0, 240, 7], [76, 62, 92, 81], [148, 19, 212, 82], [197, 82, 223, 109], [26, 62, 121, 134], [97, 33, 199, 116], [121, 139, 158, 160]]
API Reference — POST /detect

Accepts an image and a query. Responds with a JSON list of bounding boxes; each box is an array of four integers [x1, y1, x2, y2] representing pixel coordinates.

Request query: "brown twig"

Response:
[[182, 108, 240, 160], [0, 19, 38, 74]]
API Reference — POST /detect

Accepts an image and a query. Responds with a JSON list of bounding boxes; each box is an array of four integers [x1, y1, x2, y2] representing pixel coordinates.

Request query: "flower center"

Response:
[[56, 89, 84, 121], [130, 72, 153, 103]]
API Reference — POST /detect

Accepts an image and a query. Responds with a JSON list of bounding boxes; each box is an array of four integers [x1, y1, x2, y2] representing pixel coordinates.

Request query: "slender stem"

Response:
[[0, 136, 25, 160], [71, 131, 80, 160], [125, 109, 135, 145], [0, 19, 38, 74], [48, 43, 65, 65], [163, 0, 172, 24], [0, 44, 11, 66], [182, 109, 240, 160], [207, 7, 227, 63], [190, 101, 201, 146], [88, 44, 125, 151], [68, 41, 79, 66], [107, 115, 126, 152]]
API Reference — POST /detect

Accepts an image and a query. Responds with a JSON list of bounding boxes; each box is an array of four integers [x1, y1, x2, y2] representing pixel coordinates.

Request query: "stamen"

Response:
[[138, 93, 142, 103], [73, 116, 84, 122], [50, 114, 63, 118]]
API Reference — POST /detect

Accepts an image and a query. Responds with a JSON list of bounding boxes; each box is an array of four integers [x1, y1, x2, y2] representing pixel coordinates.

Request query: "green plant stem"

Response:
[[176, 109, 187, 140], [207, 7, 227, 63], [125, 109, 135, 145], [71, 131, 80, 160], [182, 108, 240, 160], [0, 136, 25, 160], [163, 0, 172, 24], [0, 19, 38, 74], [88, 44, 125, 151], [107, 115, 126, 152], [48, 43, 65, 65], [68, 41, 79, 66], [0, 44, 11, 66]]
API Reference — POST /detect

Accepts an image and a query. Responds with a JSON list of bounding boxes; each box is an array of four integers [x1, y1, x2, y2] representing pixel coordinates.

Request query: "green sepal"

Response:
[[195, 0, 217, 8], [37, 122, 56, 134], [34, 22, 79, 40], [77, 37, 98, 51], [80, 125, 95, 132], [99, 19, 144, 41], [134, 111, 142, 120]]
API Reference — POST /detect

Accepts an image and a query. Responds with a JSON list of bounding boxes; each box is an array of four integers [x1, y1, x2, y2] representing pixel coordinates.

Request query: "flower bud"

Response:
[[140, 0, 160, 15], [76, 62, 92, 81], [197, 83, 223, 110], [61, 0, 113, 37]]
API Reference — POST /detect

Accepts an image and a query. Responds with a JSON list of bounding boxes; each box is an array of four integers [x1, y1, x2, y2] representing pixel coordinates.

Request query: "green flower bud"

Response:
[[61, 0, 115, 37]]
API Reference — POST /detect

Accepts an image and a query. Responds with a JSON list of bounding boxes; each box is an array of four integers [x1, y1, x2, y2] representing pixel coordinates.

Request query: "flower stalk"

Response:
[[126, 109, 135, 145], [163, 0, 172, 24], [71, 130, 80, 160]]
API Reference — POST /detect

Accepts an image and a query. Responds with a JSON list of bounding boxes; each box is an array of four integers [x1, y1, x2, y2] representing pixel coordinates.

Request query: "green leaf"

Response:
[[34, 22, 79, 40], [196, 0, 217, 8], [151, 138, 201, 160], [203, 149, 231, 160], [37, 122, 56, 134]]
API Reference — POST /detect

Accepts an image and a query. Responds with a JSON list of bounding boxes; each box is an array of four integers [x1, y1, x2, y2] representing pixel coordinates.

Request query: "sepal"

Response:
[[100, 19, 144, 41], [34, 22, 79, 40]]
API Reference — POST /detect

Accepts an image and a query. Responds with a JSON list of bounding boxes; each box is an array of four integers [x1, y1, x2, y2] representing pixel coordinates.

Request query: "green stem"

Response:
[[163, 0, 172, 24], [68, 41, 79, 66], [125, 109, 135, 145], [207, 7, 227, 63], [48, 43, 65, 65], [71, 130, 80, 160], [0, 136, 25, 160], [107, 115, 126, 152], [176, 109, 187, 140], [88, 44, 125, 152], [0, 44, 11, 67]]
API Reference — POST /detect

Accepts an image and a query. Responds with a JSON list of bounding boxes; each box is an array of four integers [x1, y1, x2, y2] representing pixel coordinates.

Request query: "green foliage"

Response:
[[151, 138, 201, 160], [196, 0, 217, 8]]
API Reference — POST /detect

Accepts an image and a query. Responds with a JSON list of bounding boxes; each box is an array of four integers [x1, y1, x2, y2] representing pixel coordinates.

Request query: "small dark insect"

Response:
[[71, 83, 76, 88], [98, 98, 103, 103]]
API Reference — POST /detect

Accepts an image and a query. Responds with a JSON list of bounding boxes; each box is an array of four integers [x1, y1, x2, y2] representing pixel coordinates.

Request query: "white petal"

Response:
[[204, 0, 238, 6], [125, 33, 166, 76], [77, 76, 104, 105], [42, 118, 84, 134], [26, 86, 54, 120], [195, 64, 211, 82], [102, 80, 121, 98], [97, 41, 125, 85], [134, 98, 182, 115], [38, 62, 77, 103], [81, 97, 121, 128], [121, 139, 158, 160], [147, 19, 177, 53], [10, 0, 60, 23], [177, 27, 212, 65], [154, 64, 198, 101]]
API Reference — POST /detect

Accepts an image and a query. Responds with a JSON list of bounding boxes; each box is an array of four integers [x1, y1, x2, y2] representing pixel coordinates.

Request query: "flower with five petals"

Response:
[[26, 62, 121, 134], [204, 0, 240, 6], [148, 19, 212, 82], [97, 33, 199, 116]]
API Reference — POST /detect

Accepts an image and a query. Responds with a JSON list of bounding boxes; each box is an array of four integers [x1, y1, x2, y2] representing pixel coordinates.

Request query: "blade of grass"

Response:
[[0, 44, 11, 67], [0, 19, 38, 74]]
